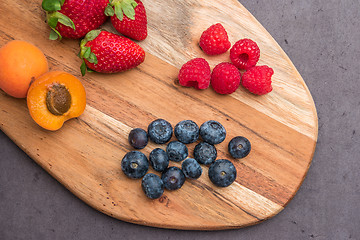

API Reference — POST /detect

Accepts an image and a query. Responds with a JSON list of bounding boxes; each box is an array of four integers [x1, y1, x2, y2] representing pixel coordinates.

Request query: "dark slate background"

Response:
[[1, 1, 359, 239]]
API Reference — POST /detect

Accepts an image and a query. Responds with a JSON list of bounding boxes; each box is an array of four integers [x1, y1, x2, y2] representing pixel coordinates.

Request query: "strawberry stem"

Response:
[[79, 30, 102, 75], [105, 0, 138, 21], [42, 0, 75, 40]]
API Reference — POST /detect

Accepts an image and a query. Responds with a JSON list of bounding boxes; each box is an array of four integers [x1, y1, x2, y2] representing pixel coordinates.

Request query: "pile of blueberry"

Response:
[[122, 119, 251, 199]]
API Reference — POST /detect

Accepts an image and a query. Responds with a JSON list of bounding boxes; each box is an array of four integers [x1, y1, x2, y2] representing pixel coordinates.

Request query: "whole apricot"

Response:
[[27, 71, 86, 131], [0, 40, 49, 98]]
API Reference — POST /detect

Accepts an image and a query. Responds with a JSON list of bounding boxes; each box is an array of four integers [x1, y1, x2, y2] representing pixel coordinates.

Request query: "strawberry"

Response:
[[79, 30, 145, 75], [42, 0, 108, 40], [105, 0, 147, 41]]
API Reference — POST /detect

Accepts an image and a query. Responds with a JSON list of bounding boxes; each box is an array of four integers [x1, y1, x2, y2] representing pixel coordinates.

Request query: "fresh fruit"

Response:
[[182, 158, 202, 179], [228, 136, 251, 159], [166, 141, 189, 162], [149, 148, 169, 172], [241, 65, 274, 95], [193, 142, 217, 165], [128, 128, 148, 149], [42, 0, 108, 40], [161, 166, 186, 190], [211, 62, 241, 94], [141, 173, 164, 199], [230, 39, 260, 70], [208, 159, 237, 187], [200, 120, 226, 145], [121, 151, 149, 179], [174, 120, 199, 144], [199, 23, 231, 55], [147, 119, 173, 144], [0, 40, 48, 98], [27, 71, 86, 131], [178, 58, 211, 90], [79, 30, 145, 75], [105, 0, 147, 41], [166, 141, 188, 162]]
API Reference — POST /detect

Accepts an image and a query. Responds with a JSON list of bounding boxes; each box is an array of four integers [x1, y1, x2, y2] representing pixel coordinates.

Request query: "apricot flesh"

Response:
[[0, 40, 48, 98], [27, 71, 86, 131]]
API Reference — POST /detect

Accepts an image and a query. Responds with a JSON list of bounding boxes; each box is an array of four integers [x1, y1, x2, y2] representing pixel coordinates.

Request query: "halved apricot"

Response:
[[27, 71, 86, 131]]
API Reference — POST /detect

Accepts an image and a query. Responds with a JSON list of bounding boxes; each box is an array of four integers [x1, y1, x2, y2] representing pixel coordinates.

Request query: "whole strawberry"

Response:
[[199, 23, 231, 55], [42, 0, 108, 40], [79, 30, 145, 75], [230, 39, 260, 70], [105, 0, 147, 41], [241, 65, 274, 95], [211, 62, 241, 94], [178, 58, 211, 90]]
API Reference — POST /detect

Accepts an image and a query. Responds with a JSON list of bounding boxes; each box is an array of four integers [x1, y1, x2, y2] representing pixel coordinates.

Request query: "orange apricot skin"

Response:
[[0, 40, 49, 98], [27, 71, 86, 131]]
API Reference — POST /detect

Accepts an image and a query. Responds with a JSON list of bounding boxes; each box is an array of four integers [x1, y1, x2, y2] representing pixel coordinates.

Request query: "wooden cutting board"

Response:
[[0, 0, 318, 230]]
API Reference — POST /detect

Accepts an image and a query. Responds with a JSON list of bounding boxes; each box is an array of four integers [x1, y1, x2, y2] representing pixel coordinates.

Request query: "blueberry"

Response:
[[161, 166, 186, 190], [166, 141, 188, 162], [149, 148, 169, 172], [182, 158, 202, 179], [128, 128, 148, 149], [121, 151, 149, 179], [228, 136, 251, 159], [200, 120, 226, 144], [141, 173, 164, 199], [193, 142, 217, 165], [174, 120, 199, 144], [148, 119, 173, 144], [208, 159, 236, 187]]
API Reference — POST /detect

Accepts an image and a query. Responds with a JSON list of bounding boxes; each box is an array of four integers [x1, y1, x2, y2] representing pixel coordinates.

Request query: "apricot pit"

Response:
[[46, 83, 72, 116]]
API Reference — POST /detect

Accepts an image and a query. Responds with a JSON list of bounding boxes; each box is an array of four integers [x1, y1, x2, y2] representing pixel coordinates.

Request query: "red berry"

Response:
[[211, 62, 241, 95], [199, 23, 231, 55], [178, 58, 211, 90], [230, 39, 260, 70], [241, 65, 274, 95], [106, 0, 147, 41], [79, 30, 145, 75], [43, 0, 109, 40]]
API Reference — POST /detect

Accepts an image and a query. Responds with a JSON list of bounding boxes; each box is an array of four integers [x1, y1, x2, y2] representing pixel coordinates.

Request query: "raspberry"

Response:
[[241, 65, 274, 95], [211, 62, 241, 94], [178, 58, 211, 89], [199, 23, 231, 55], [230, 39, 260, 70]]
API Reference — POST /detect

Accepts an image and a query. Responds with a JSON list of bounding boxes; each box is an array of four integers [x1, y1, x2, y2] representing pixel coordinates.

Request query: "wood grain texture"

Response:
[[0, 0, 317, 230]]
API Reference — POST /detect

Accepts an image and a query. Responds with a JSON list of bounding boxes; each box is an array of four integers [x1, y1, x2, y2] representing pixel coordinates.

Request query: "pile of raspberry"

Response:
[[178, 23, 274, 95]]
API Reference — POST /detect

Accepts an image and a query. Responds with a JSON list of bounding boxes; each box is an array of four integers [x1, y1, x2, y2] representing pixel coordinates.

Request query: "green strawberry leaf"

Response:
[[121, 0, 137, 20], [53, 12, 75, 30], [48, 15, 58, 28], [130, 0, 137, 8], [49, 28, 61, 40], [42, 0, 62, 11], [109, 0, 138, 21], [83, 47, 91, 59], [104, 4, 115, 16], [114, 2, 123, 21], [84, 30, 102, 42], [80, 61, 87, 76], [86, 52, 98, 64]]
